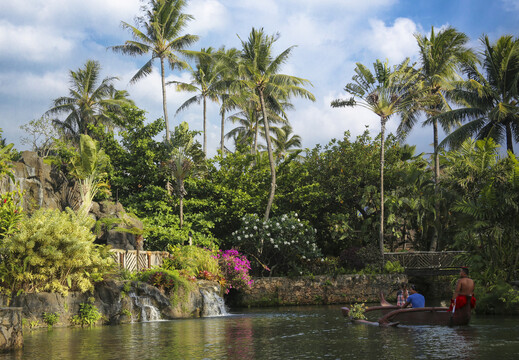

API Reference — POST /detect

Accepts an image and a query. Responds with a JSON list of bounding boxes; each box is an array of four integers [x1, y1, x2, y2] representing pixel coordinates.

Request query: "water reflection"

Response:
[[1, 307, 518, 360]]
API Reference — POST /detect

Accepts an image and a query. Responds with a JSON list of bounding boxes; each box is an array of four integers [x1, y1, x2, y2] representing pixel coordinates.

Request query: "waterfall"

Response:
[[128, 292, 162, 322], [200, 288, 228, 317]]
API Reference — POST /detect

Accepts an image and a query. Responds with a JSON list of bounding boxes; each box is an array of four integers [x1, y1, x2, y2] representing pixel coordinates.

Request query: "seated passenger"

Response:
[[396, 282, 409, 306], [401, 284, 425, 308]]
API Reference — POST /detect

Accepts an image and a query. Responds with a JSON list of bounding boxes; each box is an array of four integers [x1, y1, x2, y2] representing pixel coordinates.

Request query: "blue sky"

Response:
[[1, 0, 518, 156]]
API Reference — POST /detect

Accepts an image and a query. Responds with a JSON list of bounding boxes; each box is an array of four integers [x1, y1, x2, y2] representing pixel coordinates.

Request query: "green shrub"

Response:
[[356, 245, 383, 270], [42, 312, 60, 328], [383, 260, 405, 274], [0, 208, 114, 295], [164, 245, 221, 280], [141, 211, 219, 251], [72, 299, 102, 327], [136, 267, 194, 307], [475, 281, 519, 315]]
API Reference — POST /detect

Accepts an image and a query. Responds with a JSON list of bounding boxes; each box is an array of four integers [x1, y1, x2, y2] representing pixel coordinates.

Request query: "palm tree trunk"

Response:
[[179, 196, 184, 229], [506, 123, 514, 154], [160, 57, 170, 142], [430, 119, 440, 251], [259, 90, 276, 221], [253, 113, 259, 155], [379, 116, 386, 258], [220, 109, 225, 156], [203, 94, 207, 157]]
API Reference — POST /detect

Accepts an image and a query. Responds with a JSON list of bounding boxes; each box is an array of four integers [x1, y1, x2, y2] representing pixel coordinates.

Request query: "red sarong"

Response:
[[449, 295, 476, 311]]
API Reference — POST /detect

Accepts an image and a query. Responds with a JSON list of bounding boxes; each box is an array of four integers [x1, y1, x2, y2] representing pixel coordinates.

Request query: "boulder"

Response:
[[1, 152, 143, 250]]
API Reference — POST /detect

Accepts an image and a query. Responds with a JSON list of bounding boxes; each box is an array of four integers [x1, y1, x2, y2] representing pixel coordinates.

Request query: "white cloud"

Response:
[[0, 71, 68, 101], [363, 18, 420, 64], [187, 0, 229, 36], [0, 20, 75, 62]]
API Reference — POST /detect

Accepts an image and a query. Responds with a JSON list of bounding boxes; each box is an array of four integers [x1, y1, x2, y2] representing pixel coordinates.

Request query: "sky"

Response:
[[1, 0, 518, 157]]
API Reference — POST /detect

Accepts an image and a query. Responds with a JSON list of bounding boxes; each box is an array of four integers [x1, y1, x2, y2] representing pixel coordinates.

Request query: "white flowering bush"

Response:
[[232, 213, 321, 276]]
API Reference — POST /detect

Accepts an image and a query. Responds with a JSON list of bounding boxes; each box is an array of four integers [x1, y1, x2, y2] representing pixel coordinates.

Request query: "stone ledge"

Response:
[[230, 274, 407, 307]]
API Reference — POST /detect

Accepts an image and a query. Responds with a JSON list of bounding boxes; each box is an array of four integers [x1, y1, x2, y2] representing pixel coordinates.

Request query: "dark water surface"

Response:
[[2, 305, 518, 360]]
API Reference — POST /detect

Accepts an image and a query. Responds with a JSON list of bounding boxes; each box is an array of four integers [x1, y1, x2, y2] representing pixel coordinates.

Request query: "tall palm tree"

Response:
[[440, 35, 519, 154], [214, 47, 241, 156], [170, 47, 226, 156], [46, 60, 132, 143], [237, 28, 315, 220], [398, 26, 476, 250], [111, 0, 198, 142], [331, 58, 417, 257]]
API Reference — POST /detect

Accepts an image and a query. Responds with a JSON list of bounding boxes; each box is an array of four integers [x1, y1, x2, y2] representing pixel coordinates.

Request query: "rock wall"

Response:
[[230, 274, 407, 307], [10, 280, 221, 328], [0, 307, 23, 352], [0, 151, 75, 212], [1, 151, 142, 250]]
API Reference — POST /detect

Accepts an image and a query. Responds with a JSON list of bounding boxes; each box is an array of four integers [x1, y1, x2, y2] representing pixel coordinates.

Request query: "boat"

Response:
[[341, 293, 472, 327]]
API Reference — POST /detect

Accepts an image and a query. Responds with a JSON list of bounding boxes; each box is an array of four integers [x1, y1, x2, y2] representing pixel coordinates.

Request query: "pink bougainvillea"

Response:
[[215, 249, 253, 294]]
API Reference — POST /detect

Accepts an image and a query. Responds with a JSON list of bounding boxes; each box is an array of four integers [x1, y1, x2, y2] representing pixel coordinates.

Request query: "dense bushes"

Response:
[[232, 213, 321, 276], [0, 208, 114, 296], [164, 244, 221, 280], [137, 246, 253, 297]]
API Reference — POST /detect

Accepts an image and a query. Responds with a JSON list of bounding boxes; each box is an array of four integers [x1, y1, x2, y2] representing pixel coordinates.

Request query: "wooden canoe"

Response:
[[342, 293, 472, 327]]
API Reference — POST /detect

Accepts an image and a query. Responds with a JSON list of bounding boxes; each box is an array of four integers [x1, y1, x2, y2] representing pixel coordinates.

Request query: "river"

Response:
[[2, 305, 518, 360]]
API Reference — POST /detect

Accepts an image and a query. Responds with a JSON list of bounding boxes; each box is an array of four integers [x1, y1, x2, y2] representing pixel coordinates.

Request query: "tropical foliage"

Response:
[[440, 36, 519, 153], [45, 60, 132, 143], [1, 5, 519, 315], [332, 58, 417, 256], [0, 209, 113, 296], [111, 0, 199, 142]]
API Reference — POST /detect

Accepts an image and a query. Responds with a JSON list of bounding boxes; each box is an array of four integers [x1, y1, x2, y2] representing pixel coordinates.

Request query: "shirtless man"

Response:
[[450, 267, 476, 310]]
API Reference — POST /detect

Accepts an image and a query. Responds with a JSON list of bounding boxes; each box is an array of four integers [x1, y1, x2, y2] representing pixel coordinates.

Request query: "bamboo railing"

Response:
[[109, 249, 170, 272]]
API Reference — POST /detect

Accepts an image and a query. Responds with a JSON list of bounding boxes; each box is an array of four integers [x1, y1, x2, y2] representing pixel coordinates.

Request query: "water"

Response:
[[201, 289, 228, 317], [128, 292, 162, 322], [2, 305, 518, 360]]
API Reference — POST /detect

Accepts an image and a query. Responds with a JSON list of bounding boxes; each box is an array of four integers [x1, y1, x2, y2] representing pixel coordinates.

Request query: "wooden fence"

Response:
[[109, 249, 170, 272], [384, 251, 466, 270]]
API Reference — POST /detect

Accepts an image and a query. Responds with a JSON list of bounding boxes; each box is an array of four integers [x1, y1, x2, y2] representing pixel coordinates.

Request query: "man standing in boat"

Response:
[[450, 267, 476, 311], [401, 284, 425, 308]]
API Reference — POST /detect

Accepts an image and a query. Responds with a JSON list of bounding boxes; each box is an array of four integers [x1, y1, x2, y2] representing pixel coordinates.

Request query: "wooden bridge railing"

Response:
[[384, 251, 467, 271], [109, 249, 170, 272]]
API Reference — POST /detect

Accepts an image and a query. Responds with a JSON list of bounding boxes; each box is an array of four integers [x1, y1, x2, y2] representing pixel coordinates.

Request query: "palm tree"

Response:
[[214, 47, 241, 156], [398, 26, 476, 250], [171, 47, 227, 156], [226, 97, 290, 154], [46, 60, 132, 143], [331, 58, 417, 257], [439, 35, 519, 154], [237, 28, 315, 220], [111, 0, 198, 142], [167, 121, 204, 228], [269, 124, 302, 159]]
